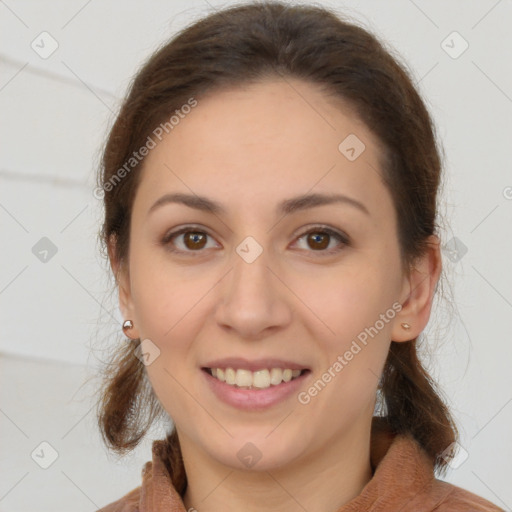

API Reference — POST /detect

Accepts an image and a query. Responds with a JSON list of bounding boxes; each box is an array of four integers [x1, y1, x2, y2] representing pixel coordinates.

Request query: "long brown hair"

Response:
[[95, 1, 458, 494]]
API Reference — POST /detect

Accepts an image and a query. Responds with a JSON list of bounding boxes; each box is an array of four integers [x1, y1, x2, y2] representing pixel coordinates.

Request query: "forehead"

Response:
[[134, 78, 390, 218]]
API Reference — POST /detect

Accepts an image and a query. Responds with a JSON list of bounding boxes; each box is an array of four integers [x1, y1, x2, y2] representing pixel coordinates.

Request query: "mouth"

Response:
[[201, 367, 310, 390]]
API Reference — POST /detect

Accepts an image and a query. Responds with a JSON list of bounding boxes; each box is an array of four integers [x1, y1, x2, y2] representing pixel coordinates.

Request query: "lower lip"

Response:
[[202, 369, 309, 411]]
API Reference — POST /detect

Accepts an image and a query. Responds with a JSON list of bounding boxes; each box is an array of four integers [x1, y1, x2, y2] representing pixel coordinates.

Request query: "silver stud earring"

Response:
[[122, 319, 137, 339], [401, 322, 411, 330]]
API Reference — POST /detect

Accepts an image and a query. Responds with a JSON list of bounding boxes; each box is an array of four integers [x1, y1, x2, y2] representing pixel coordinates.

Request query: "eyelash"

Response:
[[161, 224, 350, 257]]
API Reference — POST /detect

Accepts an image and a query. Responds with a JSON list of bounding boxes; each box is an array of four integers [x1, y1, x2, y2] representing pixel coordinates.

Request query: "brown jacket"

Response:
[[97, 423, 504, 511]]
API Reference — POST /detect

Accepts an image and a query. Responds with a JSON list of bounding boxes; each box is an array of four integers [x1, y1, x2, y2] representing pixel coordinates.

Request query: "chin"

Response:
[[205, 435, 303, 472]]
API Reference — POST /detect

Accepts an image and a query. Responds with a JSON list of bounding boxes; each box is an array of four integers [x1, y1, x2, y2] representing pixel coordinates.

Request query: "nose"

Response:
[[214, 241, 293, 340]]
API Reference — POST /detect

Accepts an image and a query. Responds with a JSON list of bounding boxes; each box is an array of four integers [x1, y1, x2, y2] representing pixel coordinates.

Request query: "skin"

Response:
[[111, 77, 442, 512]]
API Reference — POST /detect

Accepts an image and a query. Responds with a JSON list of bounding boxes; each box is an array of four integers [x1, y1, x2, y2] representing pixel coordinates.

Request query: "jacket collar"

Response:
[[138, 418, 438, 511]]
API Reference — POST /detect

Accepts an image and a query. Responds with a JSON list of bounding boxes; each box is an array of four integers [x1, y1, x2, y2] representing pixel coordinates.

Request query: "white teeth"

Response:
[[251, 369, 269, 388], [235, 369, 252, 387], [225, 368, 236, 385], [270, 368, 283, 385], [208, 367, 304, 389]]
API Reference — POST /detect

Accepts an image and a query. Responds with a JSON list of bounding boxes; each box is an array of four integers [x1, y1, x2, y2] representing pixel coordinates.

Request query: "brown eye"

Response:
[[306, 232, 330, 250], [162, 226, 218, 255], [183, 231, 207, 250], [294, 227, 349, 256]]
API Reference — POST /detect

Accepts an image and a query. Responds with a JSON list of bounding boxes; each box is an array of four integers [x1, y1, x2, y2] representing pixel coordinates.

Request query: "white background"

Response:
[[1, 0, 511, 510]]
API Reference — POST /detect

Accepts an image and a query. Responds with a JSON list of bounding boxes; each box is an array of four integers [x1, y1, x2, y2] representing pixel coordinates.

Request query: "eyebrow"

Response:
[[147, 191, 370, 217]]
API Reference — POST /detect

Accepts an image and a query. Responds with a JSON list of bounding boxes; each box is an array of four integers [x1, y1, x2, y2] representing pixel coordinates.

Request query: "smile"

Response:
[[204, 367, 306, 389]]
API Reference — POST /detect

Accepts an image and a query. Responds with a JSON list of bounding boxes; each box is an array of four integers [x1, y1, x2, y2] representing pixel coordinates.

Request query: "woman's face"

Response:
[[118, 78, 411, 471]]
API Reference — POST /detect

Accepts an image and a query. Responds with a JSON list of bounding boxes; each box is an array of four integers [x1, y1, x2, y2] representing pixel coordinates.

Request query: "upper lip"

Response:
[[202, 357, 310, 372]]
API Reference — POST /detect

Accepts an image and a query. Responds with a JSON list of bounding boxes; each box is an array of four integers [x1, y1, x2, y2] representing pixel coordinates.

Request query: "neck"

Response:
[[180, 421, 373, 512]]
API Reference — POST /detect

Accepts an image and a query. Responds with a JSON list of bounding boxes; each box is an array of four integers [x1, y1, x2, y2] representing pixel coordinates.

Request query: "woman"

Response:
[[94, 2, 504, 511]]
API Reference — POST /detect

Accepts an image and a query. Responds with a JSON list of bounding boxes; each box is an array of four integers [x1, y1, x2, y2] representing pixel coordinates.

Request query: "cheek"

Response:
[[294, 263, 394, 338], [129, 244, 202, 335], [133, 270, 208, 421], [294, 262, 397, 394]]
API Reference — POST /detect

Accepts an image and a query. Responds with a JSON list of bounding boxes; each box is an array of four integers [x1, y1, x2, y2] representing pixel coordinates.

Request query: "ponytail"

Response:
[[96, 339, 164, 454], [380, 340, 458, 474]]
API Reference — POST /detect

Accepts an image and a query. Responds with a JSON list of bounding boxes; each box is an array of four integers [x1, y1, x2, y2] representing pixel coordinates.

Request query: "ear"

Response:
[[391, 234, 442, 342], [108, 234, 140, 338]]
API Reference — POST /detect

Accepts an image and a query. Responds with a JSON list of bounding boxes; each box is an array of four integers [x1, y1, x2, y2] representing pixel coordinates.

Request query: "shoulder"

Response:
[[432, 479, 505, 511], [95, 485, 142, 512]]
